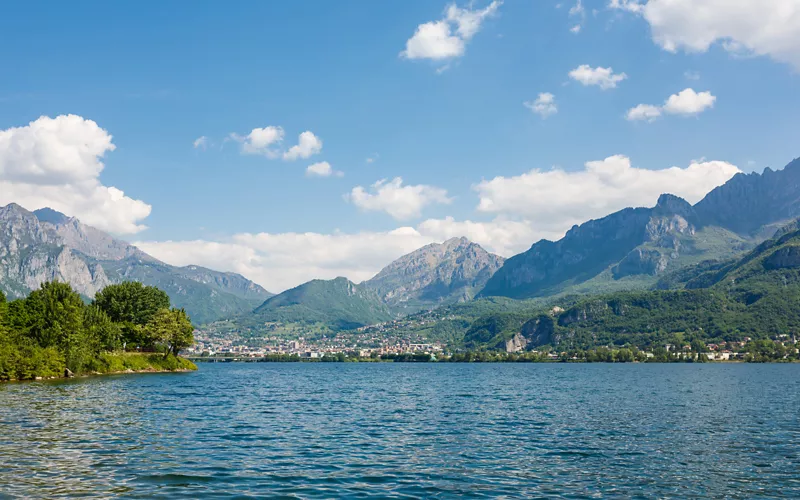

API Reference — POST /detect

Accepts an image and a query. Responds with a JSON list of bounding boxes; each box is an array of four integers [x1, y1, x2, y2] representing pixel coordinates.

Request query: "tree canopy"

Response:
[[0, 281, 194, 381]]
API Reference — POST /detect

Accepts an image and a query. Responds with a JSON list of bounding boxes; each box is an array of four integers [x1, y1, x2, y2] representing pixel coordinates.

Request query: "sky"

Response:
[[1, 0, 800, 292]]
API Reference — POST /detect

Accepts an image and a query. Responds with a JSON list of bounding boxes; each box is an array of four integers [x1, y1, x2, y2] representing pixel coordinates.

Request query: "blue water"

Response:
[[1, 363, 799, 498]]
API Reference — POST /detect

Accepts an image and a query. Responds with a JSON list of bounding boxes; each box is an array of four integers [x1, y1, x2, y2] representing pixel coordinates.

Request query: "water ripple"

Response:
[[1, 364, 799, 498]]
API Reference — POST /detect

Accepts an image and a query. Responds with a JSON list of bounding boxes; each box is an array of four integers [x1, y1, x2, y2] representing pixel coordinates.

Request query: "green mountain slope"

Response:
[[463, 227, 800, 351], [248, 277, 393, 331]]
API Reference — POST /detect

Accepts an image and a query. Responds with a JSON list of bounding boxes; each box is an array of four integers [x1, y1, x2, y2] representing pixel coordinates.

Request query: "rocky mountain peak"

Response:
[[654, 194, 695, 218], [364, 237, 504, 311], [32, 207, 70, 225]]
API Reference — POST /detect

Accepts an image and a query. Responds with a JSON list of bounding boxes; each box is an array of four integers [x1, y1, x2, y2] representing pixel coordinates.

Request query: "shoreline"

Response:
[[0, 353, 197, 384]]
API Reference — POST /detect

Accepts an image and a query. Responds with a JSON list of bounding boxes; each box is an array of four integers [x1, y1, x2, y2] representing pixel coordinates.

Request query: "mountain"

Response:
[[249, 277, 393, 331], [363, 237, 504, 312], [479, 193, 749, 300], [463, 226, 800, 351], [0, 203, 272, 325], [694, 157, 800, 236]]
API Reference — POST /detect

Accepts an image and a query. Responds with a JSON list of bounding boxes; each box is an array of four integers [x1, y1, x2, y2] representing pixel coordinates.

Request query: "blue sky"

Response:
[[1, 0, 799, 291]]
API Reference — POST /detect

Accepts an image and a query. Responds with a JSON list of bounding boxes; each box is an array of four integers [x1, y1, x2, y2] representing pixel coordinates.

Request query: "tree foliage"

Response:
[[0, 281, 194, 380]]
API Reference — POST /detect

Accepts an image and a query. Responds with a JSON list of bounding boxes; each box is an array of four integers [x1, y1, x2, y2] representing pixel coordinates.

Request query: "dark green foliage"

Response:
[[0, 281, 196, 381], [94, 282, 170, 326]]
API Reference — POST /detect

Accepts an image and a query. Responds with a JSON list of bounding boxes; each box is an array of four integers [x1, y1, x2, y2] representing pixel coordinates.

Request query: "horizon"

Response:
[[2, 0, 799, 291]]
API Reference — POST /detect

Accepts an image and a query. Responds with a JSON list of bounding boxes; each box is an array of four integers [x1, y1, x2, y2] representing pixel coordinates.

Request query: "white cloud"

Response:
[[306, 161, 343, 178], [608, 0, 643, 13], [0, 115, 151, 234], [524, 93, 558, 118], [568, 0, 586, 32], [474, 155, 740, 235], [193, 136, 208, 150], [346, 177, 452, 220], [569, 0, 585, 16], [569, 65, 628, 89], [662, 88, 717, 115], [401, 1, 501, 62], [609, 0, 800, 70], [626, 104, 662, 122], [283, 131, 323, 161], [134, 216, 534, 293], [684, 70, 701, 80], [626, 88, 716, 122], [230, 126, 285, 157]]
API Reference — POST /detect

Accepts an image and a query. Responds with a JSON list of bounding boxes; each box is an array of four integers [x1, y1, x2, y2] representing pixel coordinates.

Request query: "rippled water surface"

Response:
[[1, 363, 799, 498]]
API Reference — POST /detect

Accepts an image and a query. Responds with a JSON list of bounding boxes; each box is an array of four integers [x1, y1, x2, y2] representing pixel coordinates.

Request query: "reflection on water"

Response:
[[1, 364, 799, 498]]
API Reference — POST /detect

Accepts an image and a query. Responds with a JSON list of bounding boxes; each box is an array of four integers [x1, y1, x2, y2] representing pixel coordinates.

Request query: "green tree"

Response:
[[24, 282, 89, 371], [83, 305, 121, 352], [94, 282, 170, 347], [143, 308, 195, 357]]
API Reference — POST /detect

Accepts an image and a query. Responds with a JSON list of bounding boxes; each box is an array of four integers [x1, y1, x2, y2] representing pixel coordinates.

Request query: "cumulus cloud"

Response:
[[346, 177, 452, 220], [626, 104, 662, 122], [306, 161, 343, 178], [135, 216, 534, 293], [229, 126, 285, 157], [283, 131, 323, 161], [0, 115, 151, 234], [474, 154, 740, 234], [193, 136, 208, 150], [627, 88, 716, 122], [401, 1, 501, 63], [609, 0, 800, 69], [569, 65, 628, 89], [570, 24, 582, 34], [662, 88, 717, 115], [524, 93, 558, 118]]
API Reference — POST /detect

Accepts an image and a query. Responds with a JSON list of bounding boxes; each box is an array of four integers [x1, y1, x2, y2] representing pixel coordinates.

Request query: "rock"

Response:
[[521, 314, 556, 347], [64, 368, 74, 378], [505, 333, 526, 353], [763, 246, 800, 270]]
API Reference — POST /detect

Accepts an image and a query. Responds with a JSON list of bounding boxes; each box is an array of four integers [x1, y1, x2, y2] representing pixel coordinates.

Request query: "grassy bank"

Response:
[[0, 352, 197, 382]]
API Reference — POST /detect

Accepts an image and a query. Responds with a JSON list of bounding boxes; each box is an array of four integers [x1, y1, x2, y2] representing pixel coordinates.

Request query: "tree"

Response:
[[24, 282, 89, 371], [143, 308, 195, 357], [83, 305, 121, 352], [94, 282, 170, 348]]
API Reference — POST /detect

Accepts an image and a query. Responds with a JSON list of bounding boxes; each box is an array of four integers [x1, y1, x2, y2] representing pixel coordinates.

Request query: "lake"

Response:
[[1, 363, 799, 498]]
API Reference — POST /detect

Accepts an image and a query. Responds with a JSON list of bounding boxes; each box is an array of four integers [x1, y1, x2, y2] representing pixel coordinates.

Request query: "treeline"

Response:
[[0, 281, 195, 381]]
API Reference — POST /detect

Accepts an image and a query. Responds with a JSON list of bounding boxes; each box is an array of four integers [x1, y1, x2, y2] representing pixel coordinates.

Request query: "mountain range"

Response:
[[3, 157, 800, 339], [238, 237, 506, 331], [464, 221, 800, 351], [480, 158, 800, 300], [0, 203, 272, 325]]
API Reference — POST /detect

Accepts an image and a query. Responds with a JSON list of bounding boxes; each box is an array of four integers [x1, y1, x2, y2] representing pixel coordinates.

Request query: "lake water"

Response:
[[1, 363, 799, 498]]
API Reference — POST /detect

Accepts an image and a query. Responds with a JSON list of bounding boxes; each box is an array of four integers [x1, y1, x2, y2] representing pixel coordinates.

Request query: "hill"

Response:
[[0, 203, 272, 325], [248, 277, 393, 331]]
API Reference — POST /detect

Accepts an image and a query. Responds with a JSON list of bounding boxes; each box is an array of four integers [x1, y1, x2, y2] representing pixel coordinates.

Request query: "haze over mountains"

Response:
[[2, 157, 800, 333]]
